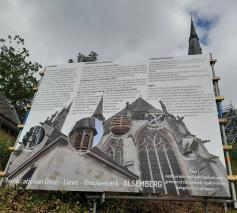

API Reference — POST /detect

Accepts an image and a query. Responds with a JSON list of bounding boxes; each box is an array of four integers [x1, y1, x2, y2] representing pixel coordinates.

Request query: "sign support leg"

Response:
[[101, 192, 105, 203], [93, 199, 97, 213], [210, 53, 237, 209], [224, 203, 227, 213], [204, 197, 208, 213]]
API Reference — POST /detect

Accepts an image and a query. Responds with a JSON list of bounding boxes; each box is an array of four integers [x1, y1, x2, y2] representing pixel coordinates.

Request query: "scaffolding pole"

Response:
[[210, 53, 237, 209]]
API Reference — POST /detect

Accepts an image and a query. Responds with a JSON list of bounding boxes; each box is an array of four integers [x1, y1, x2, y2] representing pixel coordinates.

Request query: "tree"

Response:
[[0, 35, 42, 121], [68, 51, 98, 63]]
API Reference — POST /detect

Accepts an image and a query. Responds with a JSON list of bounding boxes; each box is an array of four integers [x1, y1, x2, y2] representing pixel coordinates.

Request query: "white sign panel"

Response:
[[4, 55, 230, 197]]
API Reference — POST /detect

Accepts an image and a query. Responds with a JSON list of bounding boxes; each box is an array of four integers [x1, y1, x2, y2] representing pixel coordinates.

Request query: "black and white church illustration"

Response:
[[4, 95, 229, 196], [3, 18, 230, 197]]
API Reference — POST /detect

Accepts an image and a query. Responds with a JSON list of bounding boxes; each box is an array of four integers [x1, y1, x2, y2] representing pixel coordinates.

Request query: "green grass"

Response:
[[228, 210, 237, 213], [230, 146, 237, 175]]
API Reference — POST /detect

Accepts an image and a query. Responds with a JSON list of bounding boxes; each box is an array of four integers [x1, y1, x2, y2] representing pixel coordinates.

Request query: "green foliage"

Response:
[[0, 187, 150, 213], [0, 35, 42, 121], [0, 130, 15, 170], [0, 186, 83, 212], [229, 146, 237, 174], [0, 187, 225, 213], [68, 51, 98, 63], [228, 209, 237, 213], [231, 157, 237, 175]]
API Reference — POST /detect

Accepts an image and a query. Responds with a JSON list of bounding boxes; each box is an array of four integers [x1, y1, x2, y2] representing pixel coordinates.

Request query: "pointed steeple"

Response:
[[66, 101, 73, 111], [92, 95, 105, 121], [188, 17, 202, 55], [51, 101, 73, 130]]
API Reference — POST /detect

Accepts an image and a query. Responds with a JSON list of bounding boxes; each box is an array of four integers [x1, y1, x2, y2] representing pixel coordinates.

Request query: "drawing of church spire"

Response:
[[92, 95, 105, 121], [159, 100, 168, 114], [188, 17, 202, 55], [52, 101, 73, 130]]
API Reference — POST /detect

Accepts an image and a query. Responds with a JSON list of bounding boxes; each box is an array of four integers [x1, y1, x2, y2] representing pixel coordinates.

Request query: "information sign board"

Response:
[[4, 55, 230, 197]]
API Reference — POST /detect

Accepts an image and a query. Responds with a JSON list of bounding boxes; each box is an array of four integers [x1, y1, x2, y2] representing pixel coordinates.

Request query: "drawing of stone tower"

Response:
[[39, 102, 73, 147], [69, 117, 97, 151], [51, 102, 73, 130], [188, 17, 202, 55]]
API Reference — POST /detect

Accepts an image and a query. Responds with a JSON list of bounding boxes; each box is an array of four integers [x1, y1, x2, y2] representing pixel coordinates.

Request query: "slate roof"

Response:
[[130, 97, 157, 112], [189, 18, 199, 41], [103, 97, 162, 134], [7, 135, 138, 180], [0, 92, 20, 131], [188, 18, 202, 55]]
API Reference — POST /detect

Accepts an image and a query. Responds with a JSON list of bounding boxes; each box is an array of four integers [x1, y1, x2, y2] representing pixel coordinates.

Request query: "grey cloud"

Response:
[[1, 0, 237, 105]]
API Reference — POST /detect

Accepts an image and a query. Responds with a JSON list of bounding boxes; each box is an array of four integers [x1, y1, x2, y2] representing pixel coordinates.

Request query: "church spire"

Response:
[[66, 101, 73, 111], [51, 101, 73, 130], [188, 17, 202, 55], [92, 95, 105, 121]]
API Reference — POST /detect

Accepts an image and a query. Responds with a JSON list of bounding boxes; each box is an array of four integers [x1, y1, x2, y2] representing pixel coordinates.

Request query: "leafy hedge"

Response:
[[0, 186, 225, 213], [0, 186, 83, 213], [0, 130, 16, 170]]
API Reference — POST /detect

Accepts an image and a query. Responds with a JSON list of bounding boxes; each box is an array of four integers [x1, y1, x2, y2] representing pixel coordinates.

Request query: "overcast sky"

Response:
[[1, 0, 236, 107]]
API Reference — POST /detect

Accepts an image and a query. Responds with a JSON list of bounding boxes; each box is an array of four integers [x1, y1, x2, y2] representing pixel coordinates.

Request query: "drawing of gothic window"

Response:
[[74, 132, 83, 150], [69, 130, 93, 150], [107, 145, 115, 160], [115, 146, 122, 165], [68, 117, 101, 151], [137, 126, 189, 195], [81, 130, 92, 150], [104, 138, 123, 165]]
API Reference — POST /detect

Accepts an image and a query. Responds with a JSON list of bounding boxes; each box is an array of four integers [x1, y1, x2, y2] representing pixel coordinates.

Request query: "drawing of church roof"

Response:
[[5, 101, 139, 192], [7, 135, 138, 184], [103, 97, 163, 134], [99, 97, 230, 196], [4, 97, 230, 196], [130, 97, 158, 112]]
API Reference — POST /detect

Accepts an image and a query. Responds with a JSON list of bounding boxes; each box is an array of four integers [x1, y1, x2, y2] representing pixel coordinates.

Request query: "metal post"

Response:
[[224, 203, 228, 213], [101, 192, 105, 203], [204, 197, 208, 213], [93, 199, 97, 213], [210, 53, 237, 209]]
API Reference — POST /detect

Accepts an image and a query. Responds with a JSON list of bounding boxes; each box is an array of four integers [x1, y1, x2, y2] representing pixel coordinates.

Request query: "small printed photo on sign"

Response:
[[22, 126, 45, 150], [68, 117, 104, 152]]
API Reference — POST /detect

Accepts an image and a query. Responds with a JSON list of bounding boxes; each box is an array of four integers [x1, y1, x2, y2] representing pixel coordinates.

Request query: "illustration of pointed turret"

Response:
[[52, 101, 73, 130], [188, 17, 202, 55], [159, 100, 168, 114], [92, 95, 105, 121]]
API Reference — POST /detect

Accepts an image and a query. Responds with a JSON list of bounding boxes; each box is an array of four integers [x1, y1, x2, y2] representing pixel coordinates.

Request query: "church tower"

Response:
[[52, 102, 73, 130], [69, 117, 97, 151], [188, 17, 202, 55]]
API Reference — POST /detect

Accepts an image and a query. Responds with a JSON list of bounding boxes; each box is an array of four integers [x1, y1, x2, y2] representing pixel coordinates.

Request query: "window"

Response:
[[137, 126, 189, 195]]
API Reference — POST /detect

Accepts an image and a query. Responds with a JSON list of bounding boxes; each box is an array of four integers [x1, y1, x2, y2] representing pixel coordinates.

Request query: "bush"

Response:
[[0, 130, 15, 170]]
